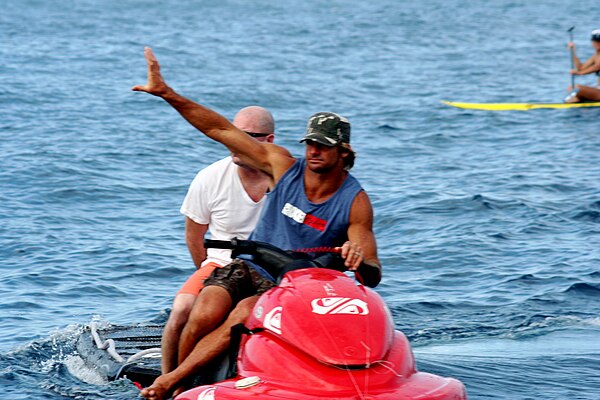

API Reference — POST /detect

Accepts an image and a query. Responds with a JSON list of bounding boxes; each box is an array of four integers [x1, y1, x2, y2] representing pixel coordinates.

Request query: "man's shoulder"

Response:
[[193, 156, 234, 178], [202, 156, 234, 173], [344, 171, 363, 191], [187, 156, 235, 191], [278, 157, 303, 179]]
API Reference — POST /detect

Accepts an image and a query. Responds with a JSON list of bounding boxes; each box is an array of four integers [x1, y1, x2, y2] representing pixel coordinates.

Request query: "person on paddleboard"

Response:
[[132, 47, 382, 400], [161, 106, 275, 377], [565, 29, 600, 103]]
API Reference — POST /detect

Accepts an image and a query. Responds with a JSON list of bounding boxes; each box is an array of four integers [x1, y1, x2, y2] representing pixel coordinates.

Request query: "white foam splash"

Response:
[[583, 316, 600, 327], [64, 355, 107, 385]]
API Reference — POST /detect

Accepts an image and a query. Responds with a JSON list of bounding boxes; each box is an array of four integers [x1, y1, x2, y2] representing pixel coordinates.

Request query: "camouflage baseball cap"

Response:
[[299, 112, 351, 147]]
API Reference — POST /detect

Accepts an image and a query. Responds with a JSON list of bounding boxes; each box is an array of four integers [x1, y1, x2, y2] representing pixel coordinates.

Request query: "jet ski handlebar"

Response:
[[203, 238, 346, 282], [204, 238, 381, 287]]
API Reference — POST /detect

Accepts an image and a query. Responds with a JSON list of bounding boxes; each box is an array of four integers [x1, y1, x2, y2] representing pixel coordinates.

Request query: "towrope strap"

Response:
[[90, 322, 161, 365], [228, 324, 263, 378], [293, 246, 341, 253], [90, 322, 124, 363]]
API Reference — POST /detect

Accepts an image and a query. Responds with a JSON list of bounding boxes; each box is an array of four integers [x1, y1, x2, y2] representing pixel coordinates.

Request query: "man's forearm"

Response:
[[187, 242, 207, 269], [159, 87, 274, 175], [186, 219, 208, 268], [161, 89, 235, 142]]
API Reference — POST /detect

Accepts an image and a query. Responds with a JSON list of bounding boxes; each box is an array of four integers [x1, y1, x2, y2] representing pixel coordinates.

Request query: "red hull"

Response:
[[176, 269, 467, 400]]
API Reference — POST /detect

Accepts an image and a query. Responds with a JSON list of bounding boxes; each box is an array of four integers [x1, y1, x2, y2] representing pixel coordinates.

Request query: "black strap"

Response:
[[356, 262, 382, 288], [227, 324, 264, 378]]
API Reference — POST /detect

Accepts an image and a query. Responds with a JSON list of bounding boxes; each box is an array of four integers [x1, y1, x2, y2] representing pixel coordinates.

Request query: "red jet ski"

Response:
[[176, 239, 467, 400]]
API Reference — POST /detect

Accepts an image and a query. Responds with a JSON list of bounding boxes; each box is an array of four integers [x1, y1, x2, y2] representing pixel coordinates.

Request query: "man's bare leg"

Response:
[[161, 293, 196, 374], [140, 296, 259, 400], [171, 286, 233, 397], [177, 286, 233, 365]]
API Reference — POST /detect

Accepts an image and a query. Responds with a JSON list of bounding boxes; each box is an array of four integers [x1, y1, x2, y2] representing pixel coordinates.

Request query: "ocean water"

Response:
[[1, 0, 599, 399]]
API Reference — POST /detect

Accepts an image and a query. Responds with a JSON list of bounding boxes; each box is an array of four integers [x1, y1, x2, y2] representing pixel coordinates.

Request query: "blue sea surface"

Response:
[[1, 0, 599, 399]]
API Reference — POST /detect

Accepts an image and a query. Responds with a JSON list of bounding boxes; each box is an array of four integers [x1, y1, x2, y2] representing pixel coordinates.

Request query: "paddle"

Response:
[[568, 26, 576, 89], [563, 26, 581, 102]]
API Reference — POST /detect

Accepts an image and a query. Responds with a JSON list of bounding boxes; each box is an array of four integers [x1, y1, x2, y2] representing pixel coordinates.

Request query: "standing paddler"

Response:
[[565, 29, 600, 103]]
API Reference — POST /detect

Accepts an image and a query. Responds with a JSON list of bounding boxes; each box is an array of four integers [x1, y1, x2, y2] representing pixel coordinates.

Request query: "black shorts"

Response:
[[203, 259, 275, 304]]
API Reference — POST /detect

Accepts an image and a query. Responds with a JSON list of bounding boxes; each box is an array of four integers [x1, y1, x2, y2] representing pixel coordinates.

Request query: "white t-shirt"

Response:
[[180, 157, 266, 267]]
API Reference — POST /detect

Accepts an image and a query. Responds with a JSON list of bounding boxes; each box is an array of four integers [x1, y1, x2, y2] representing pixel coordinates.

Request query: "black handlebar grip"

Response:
[[203, 239, 236, 249]]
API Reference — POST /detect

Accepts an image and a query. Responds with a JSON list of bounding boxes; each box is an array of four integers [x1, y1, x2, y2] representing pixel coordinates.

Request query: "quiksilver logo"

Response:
[[263, 306, 283, 334], [197, 387, 216, 400], [311, 297, 369, 315]]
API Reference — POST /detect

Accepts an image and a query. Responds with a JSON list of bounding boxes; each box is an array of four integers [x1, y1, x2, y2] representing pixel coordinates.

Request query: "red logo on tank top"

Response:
[[281, 203, 327, 232]]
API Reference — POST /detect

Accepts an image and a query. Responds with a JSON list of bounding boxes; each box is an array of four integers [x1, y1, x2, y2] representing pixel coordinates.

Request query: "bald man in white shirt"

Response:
[[161, 106, 275, 376]]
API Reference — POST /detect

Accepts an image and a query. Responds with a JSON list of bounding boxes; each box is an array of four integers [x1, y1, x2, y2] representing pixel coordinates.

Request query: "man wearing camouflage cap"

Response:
[[133, 47, 381, 400]]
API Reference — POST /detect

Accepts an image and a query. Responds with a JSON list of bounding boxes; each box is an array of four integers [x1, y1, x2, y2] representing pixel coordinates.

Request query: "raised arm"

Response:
[[132, 47, 295, 183], [339, 191, 382, 287]]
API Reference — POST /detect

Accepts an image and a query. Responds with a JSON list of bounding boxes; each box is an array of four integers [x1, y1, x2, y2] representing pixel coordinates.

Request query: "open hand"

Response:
[[336, 241, 364, 271], [132, 47, 171, 97]]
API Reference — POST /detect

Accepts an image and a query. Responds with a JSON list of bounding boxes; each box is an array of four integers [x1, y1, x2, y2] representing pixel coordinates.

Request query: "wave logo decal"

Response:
[[263, 306, 283, 334], [311, 297, 369, 315], [197, 386, 216, 400]]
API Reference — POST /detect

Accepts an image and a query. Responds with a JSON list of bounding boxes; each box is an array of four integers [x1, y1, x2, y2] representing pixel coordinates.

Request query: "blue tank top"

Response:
[[250, 157, 363, 254]]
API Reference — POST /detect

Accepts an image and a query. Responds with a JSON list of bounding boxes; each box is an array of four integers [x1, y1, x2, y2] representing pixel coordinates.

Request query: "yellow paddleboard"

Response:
[[442, 100, 600, 111]]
